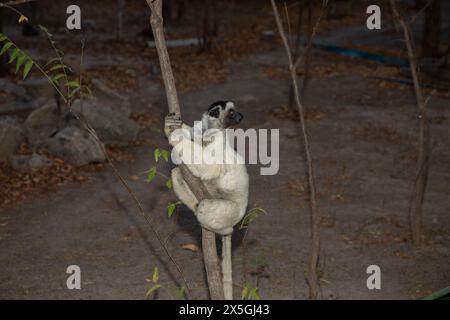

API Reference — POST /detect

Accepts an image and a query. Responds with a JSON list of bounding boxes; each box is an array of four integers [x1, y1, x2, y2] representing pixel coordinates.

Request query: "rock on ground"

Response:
[[90, 79, 131, 116], [0, 78, 30, 102], [10, 153, 52, 170], [0, 123, 23, 162], [19, 77, 55, 100], [23, 100, 65, 147], [45, 126, 105, 166], [71, 99, 139, 146]]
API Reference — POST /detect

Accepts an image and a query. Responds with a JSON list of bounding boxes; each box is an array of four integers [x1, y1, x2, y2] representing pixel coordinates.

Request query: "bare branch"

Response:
[[270, 0, 321, 299], [0, 0, 36, 7], [389, 0, 429, 245], [293, 0, 328, 70]]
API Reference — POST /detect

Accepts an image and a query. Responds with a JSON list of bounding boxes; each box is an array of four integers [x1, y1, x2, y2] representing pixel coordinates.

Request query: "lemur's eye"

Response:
[[229, 109, 235, 115], [209, 107, 220, 118]]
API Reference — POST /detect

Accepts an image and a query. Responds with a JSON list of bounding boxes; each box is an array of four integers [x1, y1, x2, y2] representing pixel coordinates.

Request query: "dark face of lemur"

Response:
[[202, 101, 243, 130]]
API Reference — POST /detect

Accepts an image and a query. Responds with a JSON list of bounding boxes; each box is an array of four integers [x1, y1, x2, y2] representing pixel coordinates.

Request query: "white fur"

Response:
[[169, 124, 249, 235]]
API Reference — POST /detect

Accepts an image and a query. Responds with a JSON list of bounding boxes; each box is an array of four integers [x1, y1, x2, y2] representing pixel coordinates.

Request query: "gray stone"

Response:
[[0, 123, 23, 162], [0, 116, 21, 126], [11, 153, 52, 170], [71, 99, 139, 146], [46, 126, 105, 166], [0, 98, 53, 116], [29, 97, 52, 110], [0, 78, 30, 102], [90, 79, 131, 116], [19, 77, 55, 100], [24, 100, 66, 146]]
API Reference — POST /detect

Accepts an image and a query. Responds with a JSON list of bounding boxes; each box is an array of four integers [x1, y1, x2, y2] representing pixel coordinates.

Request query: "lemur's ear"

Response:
[[209, 106, 220, 118]]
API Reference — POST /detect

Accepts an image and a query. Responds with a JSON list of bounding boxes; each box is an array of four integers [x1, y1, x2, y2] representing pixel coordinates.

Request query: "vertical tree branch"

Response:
[[270, 0, 321, 299], [145, 0, 224, 300], [390, 0, 429, 245]]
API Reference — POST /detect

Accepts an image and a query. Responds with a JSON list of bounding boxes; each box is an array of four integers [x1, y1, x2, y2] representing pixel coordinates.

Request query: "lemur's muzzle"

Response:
[[229, 112, 243, 125]]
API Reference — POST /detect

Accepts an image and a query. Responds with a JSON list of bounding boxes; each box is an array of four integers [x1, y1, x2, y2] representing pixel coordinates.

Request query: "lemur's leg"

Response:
[[171, 167, 198, 212], [196, 199, 239, 235]]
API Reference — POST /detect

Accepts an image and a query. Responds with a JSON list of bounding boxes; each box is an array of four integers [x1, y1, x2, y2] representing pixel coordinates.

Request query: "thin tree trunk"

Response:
[[146, 0, 224, 300], [288, 0, 304, 109], [300, 0, 313, 104], [271, 0, 321, 299], [390, 0, 430, 245]]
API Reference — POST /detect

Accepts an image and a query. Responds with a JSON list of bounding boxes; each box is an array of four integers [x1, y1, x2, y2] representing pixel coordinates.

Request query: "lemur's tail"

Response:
[[222, 234, 233, 300]]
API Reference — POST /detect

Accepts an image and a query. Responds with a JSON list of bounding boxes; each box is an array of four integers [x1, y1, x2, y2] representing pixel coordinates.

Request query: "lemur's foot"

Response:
[[164, 113, 182, 138]]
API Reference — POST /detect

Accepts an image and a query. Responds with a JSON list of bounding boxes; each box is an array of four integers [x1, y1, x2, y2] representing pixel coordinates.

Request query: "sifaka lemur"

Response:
[[164, 100, 249, 299]]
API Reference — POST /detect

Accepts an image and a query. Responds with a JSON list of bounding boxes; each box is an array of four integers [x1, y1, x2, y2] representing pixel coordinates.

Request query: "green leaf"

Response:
[[154, 148, 161, 162], [0, 34, 7, 42], [49, 63, 68, 72], [146, 166, 157, 183], [165, 179, 173, 190], [7, 48, 19, 64], [65, 81, 80, 88], [161, 149, 170, 162], [166, 201, 181, 218], [239, 207, 267, 230], [44, 57, 62, 68], [82, 85, 93, 98], [69, 86, 81, 98], [37, 24, 49, 33], [241, 286, 249, 299], [167, 202, 177, 218], [145, 284, 161, 298], [22, 59, 33, 79], [152, 266, 159, 283], [0, 41, 13, 56], [176, 287, 186, 300], [421, 286, 450, 300], [15, 53, 26, 73], [51, 73, 65, 83], [249, 287, 260, 300]]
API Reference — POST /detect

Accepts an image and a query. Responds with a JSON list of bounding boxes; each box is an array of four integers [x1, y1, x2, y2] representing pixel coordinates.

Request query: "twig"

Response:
[[293, 0, 328, 70], [390, 0, 430, 246], [410, 0, 432, 24], [287, 0, 328, 107], [145, 0, 224, 300], [270, 0, 321, 299], [0, 0, 35, 7]]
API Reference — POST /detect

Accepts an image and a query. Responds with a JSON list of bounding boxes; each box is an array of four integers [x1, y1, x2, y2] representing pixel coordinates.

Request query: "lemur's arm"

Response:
[[165, 114, 221, 181]]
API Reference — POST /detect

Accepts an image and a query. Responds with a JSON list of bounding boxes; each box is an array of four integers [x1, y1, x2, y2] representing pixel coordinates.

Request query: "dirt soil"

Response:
[[0, 0, 449, 300], [1, 45, 449, 299]]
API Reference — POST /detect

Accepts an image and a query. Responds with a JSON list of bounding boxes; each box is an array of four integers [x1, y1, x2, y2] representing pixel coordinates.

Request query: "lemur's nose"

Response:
[[233, 112, 243, 123]]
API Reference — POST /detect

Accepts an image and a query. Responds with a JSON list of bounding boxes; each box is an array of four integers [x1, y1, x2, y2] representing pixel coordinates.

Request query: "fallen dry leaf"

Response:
[[181, 243, 199, 252]]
